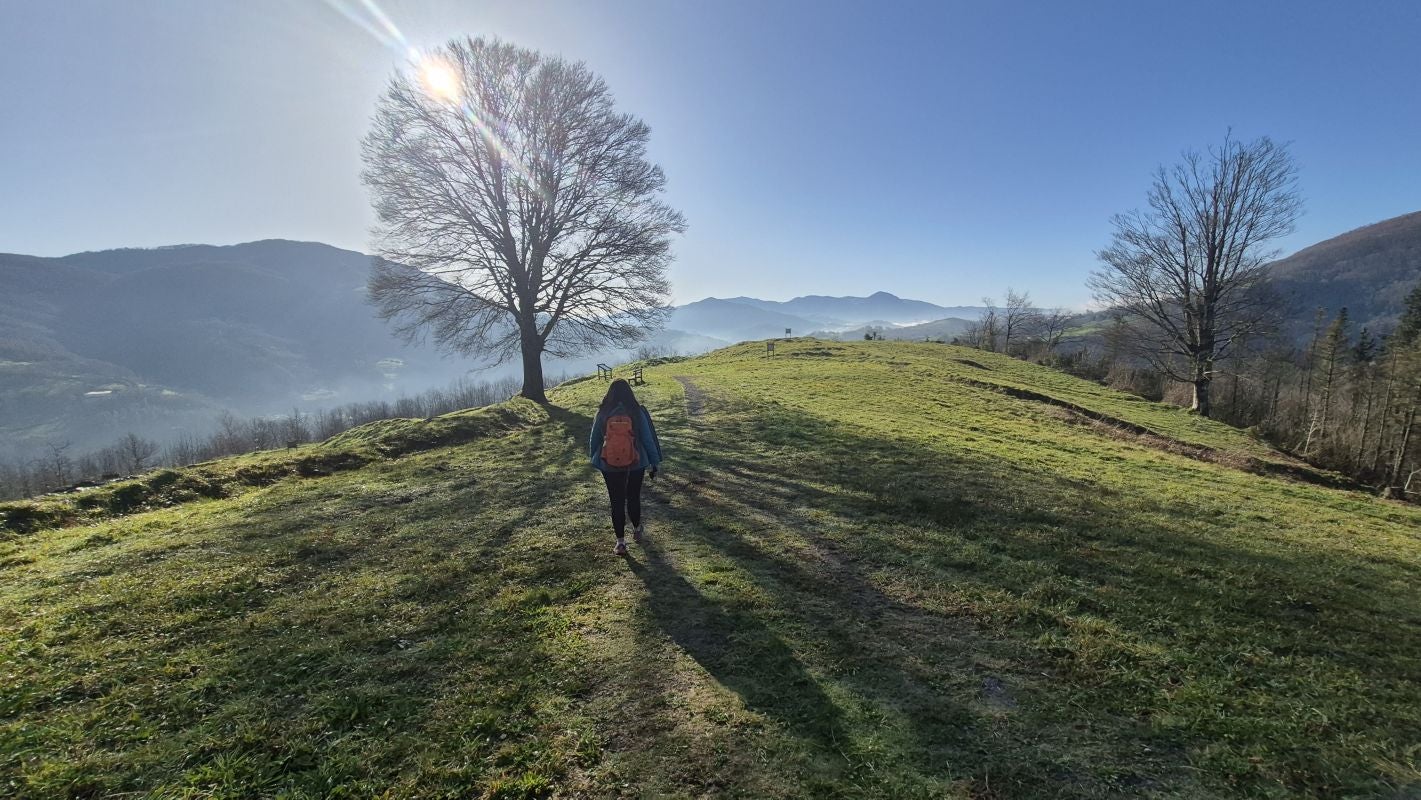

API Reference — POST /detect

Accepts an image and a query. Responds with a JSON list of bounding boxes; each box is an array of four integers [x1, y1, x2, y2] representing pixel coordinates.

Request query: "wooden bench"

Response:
[[631, 366, 645, 385], [596, 363, 613, 381]]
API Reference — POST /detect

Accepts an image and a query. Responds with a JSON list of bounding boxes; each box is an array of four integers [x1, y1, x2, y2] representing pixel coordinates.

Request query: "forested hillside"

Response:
[[1270, 211, 1421, 335]]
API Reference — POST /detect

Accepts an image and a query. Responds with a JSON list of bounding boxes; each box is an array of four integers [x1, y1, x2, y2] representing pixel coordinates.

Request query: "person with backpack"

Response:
[[589, 378, 663, 555]]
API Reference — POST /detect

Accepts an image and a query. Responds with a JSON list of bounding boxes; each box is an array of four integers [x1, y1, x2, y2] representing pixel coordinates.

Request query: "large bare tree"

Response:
[[362, 37, 684, 402], [1090, 134, 1301, 417]]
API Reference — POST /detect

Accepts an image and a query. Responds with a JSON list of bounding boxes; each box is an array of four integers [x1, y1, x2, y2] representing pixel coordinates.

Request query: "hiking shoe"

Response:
[[613, 539, 628, 556], [632, 523, 647, 543]]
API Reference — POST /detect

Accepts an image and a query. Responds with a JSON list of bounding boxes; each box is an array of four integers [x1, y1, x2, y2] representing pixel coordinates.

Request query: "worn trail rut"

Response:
[[673, 375, 708, 419]]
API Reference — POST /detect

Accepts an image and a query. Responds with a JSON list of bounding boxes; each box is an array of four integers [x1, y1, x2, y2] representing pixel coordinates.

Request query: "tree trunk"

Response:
[[1371, 363, 1397, 475], [1302, 412, 1321, 460], [1299, 309, 1325, 430], [1229, 371, 1240, 420], [1314, 389, 1331, 456], [518, 329, 547, 403], [1388, 385, 1419, 490], [1354, 381, 1375, 472], [1192, 374, 1212, 417]]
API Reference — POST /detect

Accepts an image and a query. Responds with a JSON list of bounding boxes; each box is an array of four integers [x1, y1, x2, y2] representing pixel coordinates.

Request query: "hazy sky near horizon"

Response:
[[2, 0, 1418, 309]]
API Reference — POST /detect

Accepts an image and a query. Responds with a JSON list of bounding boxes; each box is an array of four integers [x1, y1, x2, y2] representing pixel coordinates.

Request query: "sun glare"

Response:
[[418, 57, 461, 104]]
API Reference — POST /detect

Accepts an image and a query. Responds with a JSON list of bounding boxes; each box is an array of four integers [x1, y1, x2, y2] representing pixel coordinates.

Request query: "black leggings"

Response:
[[601, 469, 645, 537]]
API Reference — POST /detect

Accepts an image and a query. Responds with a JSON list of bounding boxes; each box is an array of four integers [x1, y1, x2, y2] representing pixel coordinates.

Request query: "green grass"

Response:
[[0, 399, 550, 533], [2, 339, 1419, 798]]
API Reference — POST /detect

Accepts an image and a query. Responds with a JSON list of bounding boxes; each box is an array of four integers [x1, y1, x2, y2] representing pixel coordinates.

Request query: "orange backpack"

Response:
[[601, 411, 639, 469]]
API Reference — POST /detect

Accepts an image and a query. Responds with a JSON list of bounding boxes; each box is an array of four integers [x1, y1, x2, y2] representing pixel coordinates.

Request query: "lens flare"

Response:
[[321, 0, 407, 51], [419, 57, 461, 103], [322, 0, 545, 199]]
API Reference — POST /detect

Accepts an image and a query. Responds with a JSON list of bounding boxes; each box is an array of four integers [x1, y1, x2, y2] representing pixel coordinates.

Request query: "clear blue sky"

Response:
[[2, 0, 1418, 309]]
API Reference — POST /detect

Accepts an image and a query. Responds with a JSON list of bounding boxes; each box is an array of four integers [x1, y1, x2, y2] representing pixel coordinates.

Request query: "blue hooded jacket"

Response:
[[589, 403, 662, 472]]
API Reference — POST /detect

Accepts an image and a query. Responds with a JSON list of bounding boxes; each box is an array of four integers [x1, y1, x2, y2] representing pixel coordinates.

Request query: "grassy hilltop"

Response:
[[2, 339, 1419, 798]]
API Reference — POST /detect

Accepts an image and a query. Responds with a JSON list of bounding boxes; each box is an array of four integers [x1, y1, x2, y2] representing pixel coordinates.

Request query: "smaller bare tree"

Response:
[[282, 408, 309, 446], [42, 441, 73, 490], [970, 296, 1001, 352], [1035, 307, 1073, 357], [117, 432, 160, 475], [0, 461, 22, 501], [214, 411, 246, 456], [1091, 133, 1301, 417], [1001, 288, 1041, 356]]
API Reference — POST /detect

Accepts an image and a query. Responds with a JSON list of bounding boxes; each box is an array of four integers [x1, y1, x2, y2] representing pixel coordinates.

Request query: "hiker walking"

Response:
[[590, 379, 663, 555]]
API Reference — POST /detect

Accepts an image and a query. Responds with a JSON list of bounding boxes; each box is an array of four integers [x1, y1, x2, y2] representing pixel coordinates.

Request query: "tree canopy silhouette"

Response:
[[362, 37, 684, 402]]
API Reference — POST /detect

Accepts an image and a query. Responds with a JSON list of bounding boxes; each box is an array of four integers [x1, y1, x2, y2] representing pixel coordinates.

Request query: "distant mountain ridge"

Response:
[[820, 317, 978, 342], [723, 291, 976, 325], [0, 240, 465, 461], [1269, 210, 1421, 335], [667, 299, 820, 342], [668, 292, 986, 343]]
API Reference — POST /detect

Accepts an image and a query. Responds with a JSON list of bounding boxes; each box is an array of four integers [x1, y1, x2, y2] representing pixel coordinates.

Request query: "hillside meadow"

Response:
[[2, 340, 1419, 798]]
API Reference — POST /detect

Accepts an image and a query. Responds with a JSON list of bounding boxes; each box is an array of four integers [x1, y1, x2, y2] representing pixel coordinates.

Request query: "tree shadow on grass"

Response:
[[548, 403, 861, 759], [563, 389, 993, 787], [6, 413, 625, 798], [643, 455, 986, 788], [643, 379, 1421, 797], [624, 540, 852, 753]]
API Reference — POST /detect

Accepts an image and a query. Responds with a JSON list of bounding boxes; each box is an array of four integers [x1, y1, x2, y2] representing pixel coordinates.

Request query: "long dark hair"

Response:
[[599, 378, 642, 415]]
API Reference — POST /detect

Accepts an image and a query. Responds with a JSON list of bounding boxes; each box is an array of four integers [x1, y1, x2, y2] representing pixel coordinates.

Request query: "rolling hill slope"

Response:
[[1269, 210, 1421, 335], [2, 341, 1419, 798]]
